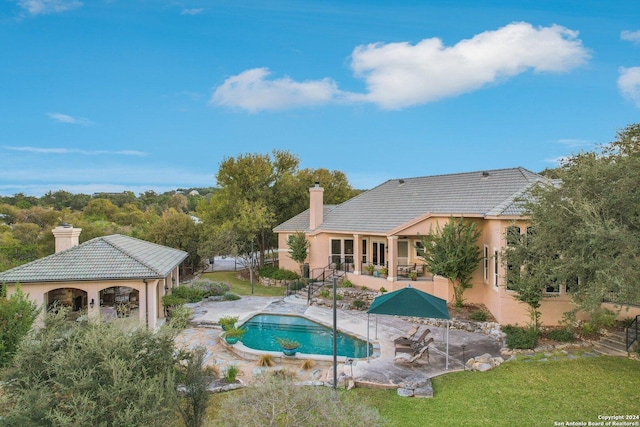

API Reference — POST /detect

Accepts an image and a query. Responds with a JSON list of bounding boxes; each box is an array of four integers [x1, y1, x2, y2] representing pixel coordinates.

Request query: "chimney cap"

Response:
[[314, 181, 320, 187], [60, 222, 72, 228]]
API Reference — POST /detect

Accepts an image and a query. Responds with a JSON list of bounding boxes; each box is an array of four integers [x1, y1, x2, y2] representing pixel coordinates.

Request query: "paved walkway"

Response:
[[176, 295, 504, 389]]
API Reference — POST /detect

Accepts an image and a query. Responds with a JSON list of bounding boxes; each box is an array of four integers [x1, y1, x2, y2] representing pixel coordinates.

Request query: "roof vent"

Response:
[[399, 179, 405, 184], [482, 171, 490, 178]]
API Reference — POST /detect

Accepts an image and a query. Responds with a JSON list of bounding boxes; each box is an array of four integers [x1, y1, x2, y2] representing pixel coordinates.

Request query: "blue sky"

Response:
[[1, 1, 639, 196]]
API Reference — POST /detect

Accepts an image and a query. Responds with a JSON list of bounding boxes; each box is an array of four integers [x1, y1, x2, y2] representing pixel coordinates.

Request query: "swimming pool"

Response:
[[239, 313, 372, 359]]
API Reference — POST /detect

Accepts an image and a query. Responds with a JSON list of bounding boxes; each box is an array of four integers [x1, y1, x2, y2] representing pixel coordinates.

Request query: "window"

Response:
[[506, 225, 521, 246], [344, 239, 354, 265], [330, 239, 341, 265], [372, 241, 386, 266], [361, 239, 367, 264], [483, 245, 489, 283], [493, 249, 499, 287], [415, 241, 424, 257], [372, 242, 378, 265]]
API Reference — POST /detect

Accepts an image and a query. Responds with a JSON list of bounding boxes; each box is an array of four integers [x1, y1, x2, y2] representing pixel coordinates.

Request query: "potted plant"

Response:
[[276, 337, 300, 356], [379, 267, 388, 277], [223, 327, 246, 344], [408, 271, 418, 281], [219, 315, 239, 331], [365, 264, 375, 275]]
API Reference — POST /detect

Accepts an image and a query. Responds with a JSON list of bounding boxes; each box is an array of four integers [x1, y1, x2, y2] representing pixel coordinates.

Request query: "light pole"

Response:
[[332, 277, 337, 392]]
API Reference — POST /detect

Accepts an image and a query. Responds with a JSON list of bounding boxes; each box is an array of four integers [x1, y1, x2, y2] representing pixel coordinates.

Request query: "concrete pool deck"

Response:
[[177, 295, 504, 390]]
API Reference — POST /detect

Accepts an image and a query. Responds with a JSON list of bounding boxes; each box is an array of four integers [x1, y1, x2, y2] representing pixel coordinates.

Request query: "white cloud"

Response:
[[18, 0, 82, 15], [545, 156, 570, 166], [621, 30, 640, 44], [47, 112, 94, 125], [210, 68, 341, 112], [3, 146, 147, 157], [618, 67, 640, 107], [555, 138, 593, 148], [180, 8, 204, 16], [351, 22, 590, 109], [211, 22, 590, 112]]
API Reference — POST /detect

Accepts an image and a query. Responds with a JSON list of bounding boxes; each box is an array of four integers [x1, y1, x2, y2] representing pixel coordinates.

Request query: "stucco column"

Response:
[[387, 236, 398, 282], [139, 280, 147, 326], [353, 234, 361, 274], [147, 279, 158, 330]]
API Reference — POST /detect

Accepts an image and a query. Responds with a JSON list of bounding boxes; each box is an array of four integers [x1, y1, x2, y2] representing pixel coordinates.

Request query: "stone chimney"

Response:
[[52, 223, 82, 253], [309, 182, 324, 230]]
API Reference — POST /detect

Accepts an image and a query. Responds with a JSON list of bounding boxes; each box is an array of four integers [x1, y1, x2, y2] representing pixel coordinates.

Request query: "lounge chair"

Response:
[[394, 326, 431, 348], [394, 337, 434, 364], [394, 327, 431, 355], [393, 325, 419, 344]]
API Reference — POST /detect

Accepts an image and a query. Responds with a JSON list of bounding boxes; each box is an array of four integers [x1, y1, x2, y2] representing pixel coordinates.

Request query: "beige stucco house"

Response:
[[0, 225, 188, 329], [275, 167, 640, 326]]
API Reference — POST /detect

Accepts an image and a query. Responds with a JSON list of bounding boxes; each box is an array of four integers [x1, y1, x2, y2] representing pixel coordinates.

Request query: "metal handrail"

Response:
[[307, 264, 345, 304], [626, 315, 639, 351]]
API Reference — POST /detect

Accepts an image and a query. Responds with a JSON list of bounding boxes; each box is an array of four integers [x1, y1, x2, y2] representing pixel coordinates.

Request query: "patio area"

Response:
[[176, 295, 504, 391]]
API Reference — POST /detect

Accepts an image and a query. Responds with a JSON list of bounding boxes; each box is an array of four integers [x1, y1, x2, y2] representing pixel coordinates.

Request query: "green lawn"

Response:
[[200, 271, 286, 297], [351, 356, 640, 427]]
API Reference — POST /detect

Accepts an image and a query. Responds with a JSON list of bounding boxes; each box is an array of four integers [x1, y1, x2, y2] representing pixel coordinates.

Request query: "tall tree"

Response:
[[521, 123, 640, 324], [418, 217, 482, 308], [287, 231, 309, 277], [198, 150, 298, 267]]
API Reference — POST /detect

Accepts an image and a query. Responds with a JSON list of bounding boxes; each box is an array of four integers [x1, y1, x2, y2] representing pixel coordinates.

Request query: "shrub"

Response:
[[176, 346, 212, 427], [271, 269, 299, 281], [0, 285, 40, 368], [218, 315, 239, 330], [172, 286, 206, 303], [191, 279, 230, 297], [352, 299, 366, 310], [212, 375, 385, 427], [257, 354, 274, 367], [469, 310, 488, 322], [503, 325, 539, 349], [379, 287, 387, 293], [341, 279, 354, 288], [546, 328, 575, 342], [300, 359, 314, 370], [2, 314, 179, 426], [319, 289, 330, 298], [224, 364, 240, 383], [223, 291, 241, 301], [258, 265, 278, 278], [360, 285, 368, 291], [224, 327, 247, 339], [168, 305, 192, 329], [162, 294, 186, 307], [620, 317, 636, 329], [336, 294, 343, 301], [288, 280, 306, 291]]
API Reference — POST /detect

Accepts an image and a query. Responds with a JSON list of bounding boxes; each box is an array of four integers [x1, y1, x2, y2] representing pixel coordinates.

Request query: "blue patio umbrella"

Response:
[[366, 285, 451, 368]]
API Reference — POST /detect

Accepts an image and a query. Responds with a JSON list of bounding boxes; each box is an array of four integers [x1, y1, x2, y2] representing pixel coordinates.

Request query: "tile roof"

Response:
[[274, 167, 548, 234], [0, 234, 188, 284]]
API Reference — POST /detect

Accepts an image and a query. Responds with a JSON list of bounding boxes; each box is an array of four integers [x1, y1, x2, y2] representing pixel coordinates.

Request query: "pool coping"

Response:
[[221, 311, 381, 363]]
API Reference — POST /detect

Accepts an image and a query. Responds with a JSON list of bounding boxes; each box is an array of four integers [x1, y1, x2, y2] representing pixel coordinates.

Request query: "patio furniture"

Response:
[[395, 337, 434, 364], [394, 327, 431, 355], [392, 325, 419, 344]]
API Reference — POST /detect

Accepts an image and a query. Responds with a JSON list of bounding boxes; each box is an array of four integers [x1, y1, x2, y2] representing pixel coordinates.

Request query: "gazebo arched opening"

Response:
[[46, 288, 88, 321], [99, 286, 140, 319]]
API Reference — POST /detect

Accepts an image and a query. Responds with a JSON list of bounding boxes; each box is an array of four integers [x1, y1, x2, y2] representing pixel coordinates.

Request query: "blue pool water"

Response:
[[240, 314, 372, 358]]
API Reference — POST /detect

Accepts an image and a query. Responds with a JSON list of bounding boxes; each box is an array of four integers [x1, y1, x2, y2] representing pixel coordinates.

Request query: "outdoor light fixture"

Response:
[[165, 285, 169, 292], [171, 277, 176, 284], [89, 299, 95, 309]]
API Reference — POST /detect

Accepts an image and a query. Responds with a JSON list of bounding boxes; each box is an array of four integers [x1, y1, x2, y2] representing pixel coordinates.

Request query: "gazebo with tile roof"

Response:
[[0, 229, 188, 329]]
